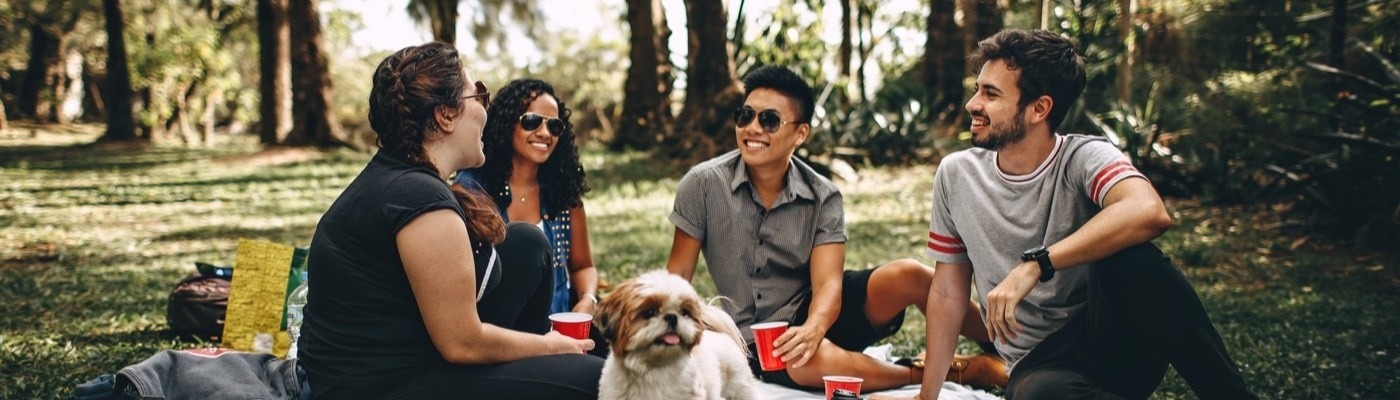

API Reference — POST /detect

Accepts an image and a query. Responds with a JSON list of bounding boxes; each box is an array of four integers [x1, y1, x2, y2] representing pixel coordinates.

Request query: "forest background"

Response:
[[1, 0, 1396, 398]]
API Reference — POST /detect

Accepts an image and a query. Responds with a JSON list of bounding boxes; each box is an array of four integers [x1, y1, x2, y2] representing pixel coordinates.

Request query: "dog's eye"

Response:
[[640, 308, 657, 319], [681, 309, 692, 317]]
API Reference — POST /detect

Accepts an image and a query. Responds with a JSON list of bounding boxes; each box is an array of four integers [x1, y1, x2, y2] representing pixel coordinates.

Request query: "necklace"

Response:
[[504, 184, 535, 203]]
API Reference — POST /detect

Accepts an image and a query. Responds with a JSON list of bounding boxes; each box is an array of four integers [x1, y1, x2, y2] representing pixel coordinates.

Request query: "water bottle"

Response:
[[285, 271, 309, 359]]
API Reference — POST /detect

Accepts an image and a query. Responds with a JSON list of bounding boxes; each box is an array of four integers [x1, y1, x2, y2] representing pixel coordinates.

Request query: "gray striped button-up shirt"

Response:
[[669, 150, 847, 343]]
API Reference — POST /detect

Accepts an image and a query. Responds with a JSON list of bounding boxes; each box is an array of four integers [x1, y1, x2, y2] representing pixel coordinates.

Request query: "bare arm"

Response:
[[917, 261, 973, 400], [566, 204, 599, 313], [775, 242, 844, 368], [399, 209, 591, 364], [666, 227, 703, 281], [1046, 177, 1171, 270], [986, 177, 1173, 342]]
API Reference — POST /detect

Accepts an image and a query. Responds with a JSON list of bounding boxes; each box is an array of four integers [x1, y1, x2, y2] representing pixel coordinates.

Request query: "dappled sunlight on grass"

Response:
[[2, 129, 1395, 398]]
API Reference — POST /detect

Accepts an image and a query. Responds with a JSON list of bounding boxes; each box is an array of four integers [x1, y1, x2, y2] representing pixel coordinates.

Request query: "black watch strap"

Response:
[[1021, 246, 1054, 282]]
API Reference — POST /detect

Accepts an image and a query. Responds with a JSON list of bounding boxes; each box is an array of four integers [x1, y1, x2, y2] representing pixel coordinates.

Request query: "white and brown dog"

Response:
[[594, 270, 758, 400]]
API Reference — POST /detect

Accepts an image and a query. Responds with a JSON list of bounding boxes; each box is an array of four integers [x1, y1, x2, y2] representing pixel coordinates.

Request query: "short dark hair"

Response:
[[741, 65, 815, 123], [970, 29, 1086, 130]]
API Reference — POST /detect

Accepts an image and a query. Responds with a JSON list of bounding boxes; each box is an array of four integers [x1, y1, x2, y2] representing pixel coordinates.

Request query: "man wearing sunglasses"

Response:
[[666, 65, 1006, 392]]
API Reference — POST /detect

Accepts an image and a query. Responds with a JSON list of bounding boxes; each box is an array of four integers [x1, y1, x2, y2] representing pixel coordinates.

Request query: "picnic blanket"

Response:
[[752, 344, 1001, 399], [756, 381, 1000, 400]]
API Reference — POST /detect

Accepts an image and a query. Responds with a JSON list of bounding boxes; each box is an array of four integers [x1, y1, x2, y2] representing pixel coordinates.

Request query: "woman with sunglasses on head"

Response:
[[298, 44, 601, 400], [454, 79, 600, 322]]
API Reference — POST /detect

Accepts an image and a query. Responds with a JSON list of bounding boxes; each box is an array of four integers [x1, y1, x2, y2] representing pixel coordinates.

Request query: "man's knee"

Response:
[[872, 259, 932, 286], [1007, 368, 1097, 400]]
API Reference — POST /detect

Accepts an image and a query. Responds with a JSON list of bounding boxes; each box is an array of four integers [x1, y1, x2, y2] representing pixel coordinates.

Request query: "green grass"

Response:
[[2, 125, 1396, 399]]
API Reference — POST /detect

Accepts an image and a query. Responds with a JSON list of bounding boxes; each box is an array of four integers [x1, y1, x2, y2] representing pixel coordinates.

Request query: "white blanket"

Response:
[[755, 381, 1001, 400], [751, 345, 1001, 399]]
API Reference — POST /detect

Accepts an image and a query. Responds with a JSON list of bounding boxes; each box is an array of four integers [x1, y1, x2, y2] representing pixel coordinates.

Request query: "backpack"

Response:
[[167, 273, 231, 340]]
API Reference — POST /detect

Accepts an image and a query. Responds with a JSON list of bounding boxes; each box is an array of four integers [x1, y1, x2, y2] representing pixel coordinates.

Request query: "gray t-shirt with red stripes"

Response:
[[925, 134, 1146, 371]]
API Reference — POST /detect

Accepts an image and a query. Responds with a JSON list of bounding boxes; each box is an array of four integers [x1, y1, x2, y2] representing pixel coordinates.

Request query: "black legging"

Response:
[[384, 222, 602, 399], [1005, 243, 1256, 400]]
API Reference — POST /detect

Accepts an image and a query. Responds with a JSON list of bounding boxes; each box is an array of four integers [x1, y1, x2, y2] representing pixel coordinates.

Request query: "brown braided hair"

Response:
[[369, 42, 504, 244]]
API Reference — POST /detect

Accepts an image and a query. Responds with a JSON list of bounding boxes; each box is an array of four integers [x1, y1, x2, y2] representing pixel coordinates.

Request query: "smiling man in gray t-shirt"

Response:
[[899, 30, 1257, 400]]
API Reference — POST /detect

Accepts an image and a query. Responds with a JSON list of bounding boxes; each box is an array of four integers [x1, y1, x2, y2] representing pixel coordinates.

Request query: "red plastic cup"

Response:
[[549, 312, 592, 340], [751, 321, 789, 371], [823, 375, 864, 399]]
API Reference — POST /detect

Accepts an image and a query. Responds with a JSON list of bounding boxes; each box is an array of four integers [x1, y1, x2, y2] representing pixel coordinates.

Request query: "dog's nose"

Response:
[[664, 314, 678, 327]]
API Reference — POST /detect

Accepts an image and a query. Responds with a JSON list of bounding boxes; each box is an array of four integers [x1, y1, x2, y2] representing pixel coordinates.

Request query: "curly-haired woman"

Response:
[[454, 78, 599, 317], [300, 43, 601, 400]]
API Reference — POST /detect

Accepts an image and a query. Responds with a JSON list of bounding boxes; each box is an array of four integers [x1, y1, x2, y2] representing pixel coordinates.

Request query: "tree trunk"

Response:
[[1117, 0, 1136, 105], [615, 0, 673, 151], [412, 0, 460, 45], [668, 0, 744, 161], [287, 0, 343, 147], [18, 25, 61, 121], [855, 1, 871, 103], [101, 0, 138, 141], [257, 0, 292, 145], [1040, 0, 1051, 29], [0, 97, 8, 132], [923, 0, 963, 124], [839, 0, 852, 106]]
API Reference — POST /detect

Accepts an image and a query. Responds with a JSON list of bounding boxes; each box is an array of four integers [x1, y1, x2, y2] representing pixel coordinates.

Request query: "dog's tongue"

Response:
[[663, 333, 681, 345]]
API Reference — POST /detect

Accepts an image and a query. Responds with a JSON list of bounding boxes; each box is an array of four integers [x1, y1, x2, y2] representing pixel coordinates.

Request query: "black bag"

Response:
[[166, 273, 230, 340]]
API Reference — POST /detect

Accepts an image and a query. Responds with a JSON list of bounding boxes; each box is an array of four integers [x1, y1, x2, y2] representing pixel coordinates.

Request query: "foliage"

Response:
[[2, 127, 1396, 398]]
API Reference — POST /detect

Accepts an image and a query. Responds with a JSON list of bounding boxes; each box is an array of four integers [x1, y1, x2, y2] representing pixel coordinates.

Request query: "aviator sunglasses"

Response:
[[733, 106, 803, 134], [461, 81, 490, 110], [519, 112, 565, 136]]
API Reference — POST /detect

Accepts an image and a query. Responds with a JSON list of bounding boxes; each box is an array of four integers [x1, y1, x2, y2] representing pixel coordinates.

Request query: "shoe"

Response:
[[947, 353, 1008, 389], [900, 351, 1008, 389]]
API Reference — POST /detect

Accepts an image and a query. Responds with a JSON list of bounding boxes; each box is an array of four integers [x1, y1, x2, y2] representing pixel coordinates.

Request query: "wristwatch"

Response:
[[1021, 246, 1054, 282]]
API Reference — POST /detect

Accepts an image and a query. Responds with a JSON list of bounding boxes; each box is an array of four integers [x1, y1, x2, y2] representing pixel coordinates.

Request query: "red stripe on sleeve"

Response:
[[1089, 161, 1135, 201], [927, 231, 966, 254]]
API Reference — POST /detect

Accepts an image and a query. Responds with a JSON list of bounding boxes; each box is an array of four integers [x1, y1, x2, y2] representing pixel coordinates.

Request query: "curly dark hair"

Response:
[[970, 29, 1086, 130], [476, 78, 589, 212], [368, 42, 503, 243]]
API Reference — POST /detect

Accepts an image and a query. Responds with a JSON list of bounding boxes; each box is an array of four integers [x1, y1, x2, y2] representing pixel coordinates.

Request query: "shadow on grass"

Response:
[[154, 223, 317, 244]]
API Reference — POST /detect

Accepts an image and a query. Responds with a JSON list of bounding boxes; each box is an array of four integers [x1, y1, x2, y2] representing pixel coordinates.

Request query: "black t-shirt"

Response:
[[300, 150, 490, 395]]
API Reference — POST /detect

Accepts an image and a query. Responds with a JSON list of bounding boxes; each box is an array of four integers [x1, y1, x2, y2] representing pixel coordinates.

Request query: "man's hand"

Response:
[[984, 261, 1041, 343], [772, 324, 825, 368]]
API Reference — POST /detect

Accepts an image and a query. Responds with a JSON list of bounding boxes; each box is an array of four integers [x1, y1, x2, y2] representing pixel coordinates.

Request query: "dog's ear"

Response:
[[593, 296, 616, 342]]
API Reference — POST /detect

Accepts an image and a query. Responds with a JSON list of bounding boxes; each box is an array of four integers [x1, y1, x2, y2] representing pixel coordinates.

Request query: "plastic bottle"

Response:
[[285, 270, 309, 359]]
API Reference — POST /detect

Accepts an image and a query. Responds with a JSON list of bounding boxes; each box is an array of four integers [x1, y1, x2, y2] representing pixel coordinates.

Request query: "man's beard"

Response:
[[971, 108, 1028, 151]]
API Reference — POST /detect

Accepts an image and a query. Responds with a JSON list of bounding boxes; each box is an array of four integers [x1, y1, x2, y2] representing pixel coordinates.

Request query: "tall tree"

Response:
[[99, 0, 136, 141], [615, 0, 673, 151], [15, 1, 84, 122], [923, 0, 963, 131], [408, 0, 460, 45], [1117, 0, 1137, 104], [668, 0, 744, 160], [257, 0, 291, 145], [285, 0, 342, 147], [839, 0, 852, 104], [407, 0, 543, 52]]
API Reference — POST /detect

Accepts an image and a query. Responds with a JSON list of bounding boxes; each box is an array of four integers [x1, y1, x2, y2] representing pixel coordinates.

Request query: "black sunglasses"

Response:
[[462, 81, 490, 110], [733, 106, 802, 134], [519, 113, 565, 136]]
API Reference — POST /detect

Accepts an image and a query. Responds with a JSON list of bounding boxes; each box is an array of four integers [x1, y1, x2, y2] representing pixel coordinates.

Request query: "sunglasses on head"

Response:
[[733, 106, 802, 134], [461, 81, 490, 110], [519, 113, 565, 136]]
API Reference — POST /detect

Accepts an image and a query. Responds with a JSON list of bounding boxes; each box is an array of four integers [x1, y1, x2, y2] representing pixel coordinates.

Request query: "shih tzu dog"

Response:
[[595, 270, 758, 400]]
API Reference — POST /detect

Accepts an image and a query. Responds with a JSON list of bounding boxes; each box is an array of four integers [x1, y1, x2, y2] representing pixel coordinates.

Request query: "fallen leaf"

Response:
[[1289, 236, 1308, 251]]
